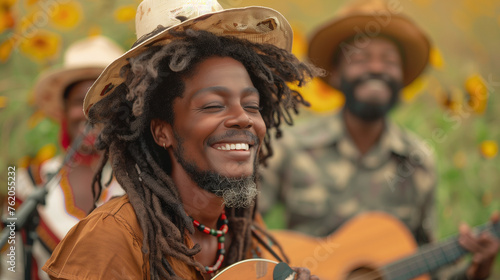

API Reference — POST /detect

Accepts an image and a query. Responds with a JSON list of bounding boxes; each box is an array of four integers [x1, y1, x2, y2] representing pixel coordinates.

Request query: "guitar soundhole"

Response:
[[346, 267, 384, 280]]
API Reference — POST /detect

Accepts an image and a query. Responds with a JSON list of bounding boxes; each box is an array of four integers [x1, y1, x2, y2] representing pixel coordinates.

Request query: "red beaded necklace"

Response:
[[190, 210, 228, 273]]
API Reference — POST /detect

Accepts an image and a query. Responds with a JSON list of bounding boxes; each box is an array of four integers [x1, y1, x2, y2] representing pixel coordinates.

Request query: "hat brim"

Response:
[[83, 6, 293, 118], [308, 14, 430, 88], [34, 67, 105, 121]]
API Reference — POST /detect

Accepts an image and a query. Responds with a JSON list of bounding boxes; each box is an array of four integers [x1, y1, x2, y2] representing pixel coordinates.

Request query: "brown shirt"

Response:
[[43, 195, 270, 280]]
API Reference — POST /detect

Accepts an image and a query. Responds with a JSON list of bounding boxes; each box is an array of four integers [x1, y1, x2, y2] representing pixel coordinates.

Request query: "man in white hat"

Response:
[[259, 0, 498, 279], [42, 0, 322, 279], [6, 36, 125, 280]]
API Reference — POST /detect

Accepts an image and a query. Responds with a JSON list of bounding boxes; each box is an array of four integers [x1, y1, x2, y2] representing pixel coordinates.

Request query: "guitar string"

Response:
[[307, 225, 496, 280], [343, 238, 458, 280]]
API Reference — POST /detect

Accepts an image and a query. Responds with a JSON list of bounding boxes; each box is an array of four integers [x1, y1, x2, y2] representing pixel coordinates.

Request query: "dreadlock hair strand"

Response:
[[89, 29, 321, 279]]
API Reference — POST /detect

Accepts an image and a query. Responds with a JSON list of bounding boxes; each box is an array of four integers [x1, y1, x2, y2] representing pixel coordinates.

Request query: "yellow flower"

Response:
[[429, 47, 444, 70], [1, 0, 16, 6], [24, 0, 39, 7], [479, 140, 498, 159], [34, 144, 57, 164], [27, 110, 46, 128], [19, 29, 61, 62], [17, 155, 32, 169], [465, 74, 488, 114], [114, 5, 136, 22], [294, 78, 345, 113], [0, 11, 15, 33], [402, 76, 427, 103], [50, 1, 82, 30], [0, 96, 8, 108], [0, 0, 16, 33], [0, 39, 15, 62]]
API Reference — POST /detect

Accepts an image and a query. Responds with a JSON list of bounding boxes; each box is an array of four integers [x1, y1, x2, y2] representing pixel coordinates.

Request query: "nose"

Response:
[[224, 105, 253, 129], [367, 58, 386, 73]]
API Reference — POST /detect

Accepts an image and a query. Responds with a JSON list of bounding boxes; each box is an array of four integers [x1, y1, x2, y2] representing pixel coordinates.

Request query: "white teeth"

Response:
[[217, 143, 250, 151]]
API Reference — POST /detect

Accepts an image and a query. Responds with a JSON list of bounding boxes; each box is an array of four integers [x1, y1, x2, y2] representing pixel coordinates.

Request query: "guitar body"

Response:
[[264, 212, 430, 280], [213, 259, 296, 280]]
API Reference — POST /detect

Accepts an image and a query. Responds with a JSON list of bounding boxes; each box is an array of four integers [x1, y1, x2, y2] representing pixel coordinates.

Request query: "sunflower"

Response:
[[293, 78, 345, 113], [0, 0, 16, 33], [114, 5, 136, 22], [465, 74, 488, 114], [429, 46, 445, 70], [50, 1, 82, 30], [479, 140, 498, 159], [401, 76, 427, 102], [0, 38, 15, 62], [24, 0, 39, 7], [19, 29, 61, 62]]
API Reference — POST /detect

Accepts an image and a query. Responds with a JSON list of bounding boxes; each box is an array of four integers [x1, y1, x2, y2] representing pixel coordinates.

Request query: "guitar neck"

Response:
[[382, 222, 500, 280]]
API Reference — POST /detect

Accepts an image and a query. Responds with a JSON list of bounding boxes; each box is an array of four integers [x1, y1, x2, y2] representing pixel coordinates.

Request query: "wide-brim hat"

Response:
[[83, 0, 293, 118], [34, 36, 125, 121], [308, 0, 431, 88]]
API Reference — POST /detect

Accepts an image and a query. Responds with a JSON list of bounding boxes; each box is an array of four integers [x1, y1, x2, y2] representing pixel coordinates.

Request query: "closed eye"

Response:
[[198, 104, 225, 113], [244, 105, 261, 113], [203, 105, 225, 109]]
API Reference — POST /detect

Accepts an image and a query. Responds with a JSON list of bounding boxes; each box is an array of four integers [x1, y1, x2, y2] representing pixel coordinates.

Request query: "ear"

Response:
[[150, 119, 174, 149]]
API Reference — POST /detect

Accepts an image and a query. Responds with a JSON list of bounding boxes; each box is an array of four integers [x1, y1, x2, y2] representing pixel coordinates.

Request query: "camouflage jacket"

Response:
[[259, 112, 470, 279], [259, 112, 436, 241]]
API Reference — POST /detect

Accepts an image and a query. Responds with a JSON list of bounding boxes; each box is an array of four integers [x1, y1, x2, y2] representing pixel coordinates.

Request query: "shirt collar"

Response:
[[290, 112, 413, 158]]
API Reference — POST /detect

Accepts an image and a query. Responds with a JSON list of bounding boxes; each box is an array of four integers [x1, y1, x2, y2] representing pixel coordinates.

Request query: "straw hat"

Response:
[[83, 0, 293, 117], [308, 0, 430, 88], [34, 36, 125, 121]]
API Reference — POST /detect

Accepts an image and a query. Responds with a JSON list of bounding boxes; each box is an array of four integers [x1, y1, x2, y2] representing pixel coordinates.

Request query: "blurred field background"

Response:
[[0, 0, 499, 276]]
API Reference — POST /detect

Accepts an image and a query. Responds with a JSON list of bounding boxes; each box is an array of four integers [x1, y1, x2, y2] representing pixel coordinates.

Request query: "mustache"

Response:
[[347, 72, 402, 91], [206, 129, 260, 146]]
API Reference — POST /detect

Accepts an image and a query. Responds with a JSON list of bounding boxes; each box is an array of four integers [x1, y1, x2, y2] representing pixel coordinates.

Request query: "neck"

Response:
[[343, 109, 385, 155], [174, 170, 225, 230]]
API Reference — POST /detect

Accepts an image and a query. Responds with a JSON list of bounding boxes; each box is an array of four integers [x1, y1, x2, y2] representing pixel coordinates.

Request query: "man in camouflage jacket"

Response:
[[259, 0, 499, 279]]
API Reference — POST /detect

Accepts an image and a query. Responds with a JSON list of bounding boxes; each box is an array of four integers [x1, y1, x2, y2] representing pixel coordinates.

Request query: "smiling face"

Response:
[[64, 79, 95, 142], [151, 56, 266, 204], [332, 37, 404, 121]]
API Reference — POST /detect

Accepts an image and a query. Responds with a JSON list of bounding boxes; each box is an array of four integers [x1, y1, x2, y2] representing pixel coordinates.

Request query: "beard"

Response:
[[172, 131, 259, 209], [340, 73, 402, 122]]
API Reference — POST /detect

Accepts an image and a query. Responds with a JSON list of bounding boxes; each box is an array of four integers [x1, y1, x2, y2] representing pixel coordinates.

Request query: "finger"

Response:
[[459, 222, 471, 235], [292, 267, 311, 280], [459, 231, 482, 253], [477, 233, 500, 257]]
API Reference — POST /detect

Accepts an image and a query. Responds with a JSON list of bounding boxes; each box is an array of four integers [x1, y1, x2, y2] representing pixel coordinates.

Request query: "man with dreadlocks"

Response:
[[42, 1, 322, 279]]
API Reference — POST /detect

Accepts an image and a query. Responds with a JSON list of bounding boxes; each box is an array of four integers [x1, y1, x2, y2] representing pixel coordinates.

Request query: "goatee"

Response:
[[173, 132, 259, 208], [340, 72, 402, 121]]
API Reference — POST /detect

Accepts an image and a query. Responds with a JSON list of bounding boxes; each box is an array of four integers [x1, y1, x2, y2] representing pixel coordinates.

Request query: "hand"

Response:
[[292, 267, 320, 280], [459, 213, 500, 280]]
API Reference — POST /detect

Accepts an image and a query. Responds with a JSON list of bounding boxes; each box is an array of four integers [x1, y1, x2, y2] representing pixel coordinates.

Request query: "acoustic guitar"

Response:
[[259, 211, 500, 280], [212, 259, 296, 280]]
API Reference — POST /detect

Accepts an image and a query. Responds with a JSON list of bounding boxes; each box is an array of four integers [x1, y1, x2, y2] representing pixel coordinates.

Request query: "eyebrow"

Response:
[[192, 86, 259, 98]]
